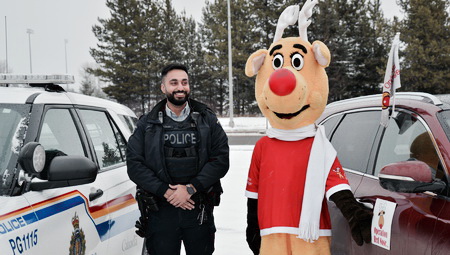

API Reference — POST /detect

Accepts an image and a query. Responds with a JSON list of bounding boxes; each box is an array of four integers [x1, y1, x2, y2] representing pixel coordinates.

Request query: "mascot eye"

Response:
[[291, 53, 304, 70], [272, 54, 284, 69]]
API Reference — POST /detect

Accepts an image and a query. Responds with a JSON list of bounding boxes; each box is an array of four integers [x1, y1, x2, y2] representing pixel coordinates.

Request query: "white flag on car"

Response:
[[381, 33, 401, 127]]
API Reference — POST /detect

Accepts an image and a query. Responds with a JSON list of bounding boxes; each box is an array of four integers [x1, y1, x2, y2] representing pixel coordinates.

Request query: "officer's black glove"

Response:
[[135, 216, 146, 238], [330, 190, 372, 246], [246, 198, 261, 255]]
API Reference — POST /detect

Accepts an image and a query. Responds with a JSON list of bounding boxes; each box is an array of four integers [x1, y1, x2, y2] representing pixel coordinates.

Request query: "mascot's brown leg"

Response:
[[329, 190, 373, 246], [260, 234, 331, 255], [246, 198, 261, 255]]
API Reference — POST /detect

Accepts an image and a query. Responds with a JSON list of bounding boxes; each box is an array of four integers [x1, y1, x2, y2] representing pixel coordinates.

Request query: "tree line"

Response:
[[82, 0, 450, 116]]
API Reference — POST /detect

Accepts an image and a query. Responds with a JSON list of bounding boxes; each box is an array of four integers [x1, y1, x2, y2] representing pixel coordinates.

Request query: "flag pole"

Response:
[[227, 0, 234, 128], [380, 32, 401, 127], [4, 16, 8, 73], [390, 33, 401, 117]]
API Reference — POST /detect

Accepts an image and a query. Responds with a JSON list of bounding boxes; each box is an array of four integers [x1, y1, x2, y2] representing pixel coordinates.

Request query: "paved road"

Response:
[[227, 134, 264, 145]]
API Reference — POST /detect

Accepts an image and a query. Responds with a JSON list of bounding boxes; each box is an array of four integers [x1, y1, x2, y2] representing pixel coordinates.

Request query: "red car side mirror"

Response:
[[379, 161, 446, 194]]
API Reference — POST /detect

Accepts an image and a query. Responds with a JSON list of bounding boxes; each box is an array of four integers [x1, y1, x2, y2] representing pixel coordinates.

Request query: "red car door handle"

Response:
[[356, 198, 375, 209], [89, 189, 104, 201]]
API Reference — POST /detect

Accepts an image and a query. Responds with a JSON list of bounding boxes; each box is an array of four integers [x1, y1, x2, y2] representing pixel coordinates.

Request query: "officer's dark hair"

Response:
[[161, 63, 189, 82]]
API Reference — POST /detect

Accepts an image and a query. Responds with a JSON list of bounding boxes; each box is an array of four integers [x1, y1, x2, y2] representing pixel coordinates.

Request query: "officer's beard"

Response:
[[166, 90, 189, 106]]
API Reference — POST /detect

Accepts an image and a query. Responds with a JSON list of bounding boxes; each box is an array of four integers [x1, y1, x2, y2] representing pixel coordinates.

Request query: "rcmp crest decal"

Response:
[[69, 212, 86, 255]]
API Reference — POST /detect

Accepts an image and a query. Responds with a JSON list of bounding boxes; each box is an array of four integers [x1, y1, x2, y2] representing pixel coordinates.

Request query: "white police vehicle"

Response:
[[0, 74, 144, 254]]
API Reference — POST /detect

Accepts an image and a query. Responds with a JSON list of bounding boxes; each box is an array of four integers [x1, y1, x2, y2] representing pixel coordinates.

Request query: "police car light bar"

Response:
[[0, 74, 75, 84]]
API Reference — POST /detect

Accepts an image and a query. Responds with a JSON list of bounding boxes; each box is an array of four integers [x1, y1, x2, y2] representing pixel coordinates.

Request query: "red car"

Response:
[[317, 92, 450, 254]]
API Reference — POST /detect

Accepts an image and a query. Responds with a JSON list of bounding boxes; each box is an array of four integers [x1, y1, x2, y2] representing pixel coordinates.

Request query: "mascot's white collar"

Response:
[[266, 124, 317, 141], [268, 124, 337, 242]]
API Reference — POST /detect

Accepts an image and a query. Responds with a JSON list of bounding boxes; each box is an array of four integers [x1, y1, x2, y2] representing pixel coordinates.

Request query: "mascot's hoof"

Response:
[[330, 190, 373, 246], [350, 208, 373, 246]]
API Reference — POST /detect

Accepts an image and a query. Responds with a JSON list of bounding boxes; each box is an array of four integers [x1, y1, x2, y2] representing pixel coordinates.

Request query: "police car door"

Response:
[[21, 106, 110, 254], [76, 108, 141, 254], [1, 196, 36, 255], [0, 103, 39, 255]]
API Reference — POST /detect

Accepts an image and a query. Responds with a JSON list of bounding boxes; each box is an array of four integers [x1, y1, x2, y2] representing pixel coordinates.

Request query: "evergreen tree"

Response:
[[159, 0, 183, 62], [79, 63, 95, 96], [89, 0, 149, 113], [88, 0, 407, 116], [345, 0, 389, 98], [177, 12, 206, 104], [79, 76, 95, 96], [247, 0, 299, 49], [229, 0, 260, 115], [139, 0, 167, 108], [89, 0, 190, 115], [143, 0, 191, 109], [311, 0, 390, 102], [199, 0, 230, 115], [311, 0, 351, 101], [200, 0, 298, 115], [80, 63, 108, 98], [398, 0, 450, 94]]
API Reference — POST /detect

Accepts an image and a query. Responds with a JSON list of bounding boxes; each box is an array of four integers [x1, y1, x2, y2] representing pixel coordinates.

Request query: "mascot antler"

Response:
[[273, 0, 319, 43], [298, 0, 318, 41], [273, 5, 300, 43]]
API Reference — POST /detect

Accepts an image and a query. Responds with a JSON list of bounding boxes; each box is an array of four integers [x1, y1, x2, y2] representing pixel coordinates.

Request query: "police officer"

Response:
[[127, 63, 229, 255]]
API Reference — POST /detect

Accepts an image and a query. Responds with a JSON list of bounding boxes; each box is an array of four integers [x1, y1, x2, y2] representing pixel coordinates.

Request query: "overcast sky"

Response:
[[0, 0, 402, 88]]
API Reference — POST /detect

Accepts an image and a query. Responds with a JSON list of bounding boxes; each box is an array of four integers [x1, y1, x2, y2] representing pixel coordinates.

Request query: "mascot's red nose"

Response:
[[268, 69, 296, 96]]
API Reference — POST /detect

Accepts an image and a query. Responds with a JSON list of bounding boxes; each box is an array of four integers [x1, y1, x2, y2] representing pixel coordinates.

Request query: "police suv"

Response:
[[0, 75, 144, 254]]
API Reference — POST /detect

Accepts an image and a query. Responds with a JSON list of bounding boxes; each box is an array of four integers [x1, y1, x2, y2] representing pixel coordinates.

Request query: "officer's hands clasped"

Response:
[[165, 184, 195, 210]]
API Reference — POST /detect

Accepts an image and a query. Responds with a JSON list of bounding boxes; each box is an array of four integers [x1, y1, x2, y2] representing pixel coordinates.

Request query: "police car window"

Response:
[[111, 117, 127, 160], [79, 109, 126, 168], [118, 114, 137, 133], [38, 109, 85, 157], [374, 112, 443, 179], [330, 111, 380, 173]]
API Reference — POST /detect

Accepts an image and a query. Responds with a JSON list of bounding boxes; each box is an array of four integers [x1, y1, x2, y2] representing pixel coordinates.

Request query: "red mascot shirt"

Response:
[[245, 136, 350, 236]]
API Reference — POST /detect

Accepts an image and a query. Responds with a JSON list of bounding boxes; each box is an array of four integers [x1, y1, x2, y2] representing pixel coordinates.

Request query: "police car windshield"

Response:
[[0, 104, 30, 185]]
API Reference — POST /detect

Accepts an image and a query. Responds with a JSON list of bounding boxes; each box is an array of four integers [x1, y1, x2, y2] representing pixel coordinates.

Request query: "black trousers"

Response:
[[145, 202, 216, 255]]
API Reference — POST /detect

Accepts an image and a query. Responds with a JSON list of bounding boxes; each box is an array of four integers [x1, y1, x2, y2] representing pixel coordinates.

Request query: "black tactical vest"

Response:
[[163, 114, 199, 184]]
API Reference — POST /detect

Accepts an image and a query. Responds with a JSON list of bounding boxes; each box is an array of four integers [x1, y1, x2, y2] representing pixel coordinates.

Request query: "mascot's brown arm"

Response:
[[246, 198, 261, 255], [329, 190, 373, 246]]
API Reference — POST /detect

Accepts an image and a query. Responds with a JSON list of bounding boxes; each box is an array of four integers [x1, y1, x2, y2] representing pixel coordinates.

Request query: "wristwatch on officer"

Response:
[[186, 184, 196, 195]]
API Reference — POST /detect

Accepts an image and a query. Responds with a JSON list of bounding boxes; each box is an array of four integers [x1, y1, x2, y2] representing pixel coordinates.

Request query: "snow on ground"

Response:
[[214, 145, 255, 255], [215, 118, 265, 254]]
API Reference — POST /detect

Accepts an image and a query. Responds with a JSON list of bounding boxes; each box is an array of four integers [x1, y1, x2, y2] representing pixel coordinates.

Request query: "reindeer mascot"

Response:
[[244, 1, 372, 254]]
